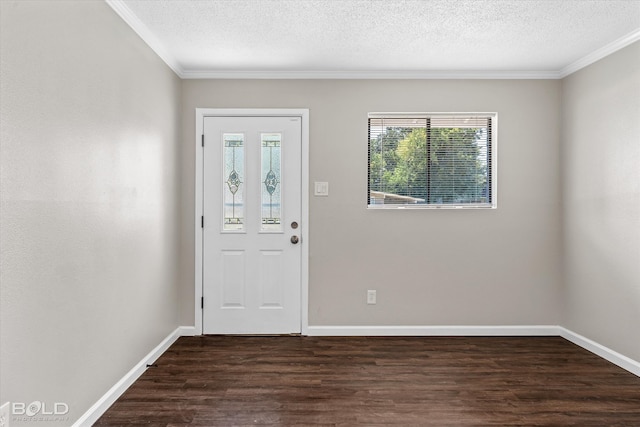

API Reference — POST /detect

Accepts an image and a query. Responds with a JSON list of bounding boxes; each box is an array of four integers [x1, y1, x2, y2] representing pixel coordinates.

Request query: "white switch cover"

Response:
[[314, 181, 329, 196]]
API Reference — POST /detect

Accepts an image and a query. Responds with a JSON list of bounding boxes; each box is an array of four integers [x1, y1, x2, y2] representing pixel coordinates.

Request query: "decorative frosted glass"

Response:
[[223, 134, 244, 231], [261, 133, 282, 231]]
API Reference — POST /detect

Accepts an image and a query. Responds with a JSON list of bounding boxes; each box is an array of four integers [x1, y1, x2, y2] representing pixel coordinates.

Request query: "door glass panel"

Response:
[[261, 133, 282, 232], [223, 133, 244, 231]]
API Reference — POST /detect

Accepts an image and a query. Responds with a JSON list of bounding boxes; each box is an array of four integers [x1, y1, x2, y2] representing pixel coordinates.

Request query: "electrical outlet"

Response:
[[367, 289, 376, 304], [0, 402, 10, 427]]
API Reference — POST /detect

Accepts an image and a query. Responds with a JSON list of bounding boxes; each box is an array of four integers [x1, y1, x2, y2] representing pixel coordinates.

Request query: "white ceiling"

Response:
[[108, 0, 640, 79]]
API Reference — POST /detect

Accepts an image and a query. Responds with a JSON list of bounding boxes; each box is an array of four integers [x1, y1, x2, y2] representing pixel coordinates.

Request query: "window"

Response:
[[223, 133, 245, 230], [368, 113, 496, 209]]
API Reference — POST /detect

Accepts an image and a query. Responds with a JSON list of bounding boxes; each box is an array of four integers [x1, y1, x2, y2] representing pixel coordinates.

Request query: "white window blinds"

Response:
[[368, 113, 496, 208]]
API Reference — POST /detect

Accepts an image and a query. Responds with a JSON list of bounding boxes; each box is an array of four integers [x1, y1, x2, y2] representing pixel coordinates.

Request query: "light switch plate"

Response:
[[314, 181, 329, 196]]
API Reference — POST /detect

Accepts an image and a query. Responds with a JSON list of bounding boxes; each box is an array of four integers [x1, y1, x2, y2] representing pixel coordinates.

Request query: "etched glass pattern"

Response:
[[223, 134, 244, 231], [261, 133, 282, 231]]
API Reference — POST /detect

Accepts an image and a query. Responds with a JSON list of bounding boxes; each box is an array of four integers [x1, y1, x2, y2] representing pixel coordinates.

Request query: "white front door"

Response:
[[202, 116, 302, 334]]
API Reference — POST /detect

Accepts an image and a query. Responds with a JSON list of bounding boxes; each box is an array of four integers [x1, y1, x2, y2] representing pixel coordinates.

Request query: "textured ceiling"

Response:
[[111, 0, 640, 78]]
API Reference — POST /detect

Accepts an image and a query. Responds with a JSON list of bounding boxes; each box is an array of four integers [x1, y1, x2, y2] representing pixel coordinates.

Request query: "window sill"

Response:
[[367, 204, 496, 210]]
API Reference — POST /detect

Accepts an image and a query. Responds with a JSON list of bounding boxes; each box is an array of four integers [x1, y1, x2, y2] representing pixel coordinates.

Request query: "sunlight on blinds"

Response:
[[368, 113, 495, 208]]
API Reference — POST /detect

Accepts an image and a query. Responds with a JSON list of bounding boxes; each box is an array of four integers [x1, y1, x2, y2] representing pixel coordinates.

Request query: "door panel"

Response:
[[220, 250, 246, 308], [259, 250, 284, 308], [203, 116, 301, 334]]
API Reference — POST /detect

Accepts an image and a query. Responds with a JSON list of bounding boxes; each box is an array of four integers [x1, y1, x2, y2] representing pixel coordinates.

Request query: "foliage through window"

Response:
[[368, 113, 496, 208]]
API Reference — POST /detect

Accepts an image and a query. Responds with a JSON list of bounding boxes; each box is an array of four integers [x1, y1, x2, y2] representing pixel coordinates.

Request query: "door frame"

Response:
[[194, 108, 309, 335]]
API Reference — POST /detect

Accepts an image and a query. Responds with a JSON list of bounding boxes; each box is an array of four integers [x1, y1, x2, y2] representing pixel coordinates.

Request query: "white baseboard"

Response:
[[74, 324, 639, 426], [178, 325, 198, 336], [72, 326, 187, 427], [307, 325, 561, 336], [559, 327, 640, 377], [307, 325, 639, 378]]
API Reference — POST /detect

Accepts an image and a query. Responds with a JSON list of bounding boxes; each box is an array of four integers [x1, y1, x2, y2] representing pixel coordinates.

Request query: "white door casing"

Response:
[[195, 110, 309, 335]]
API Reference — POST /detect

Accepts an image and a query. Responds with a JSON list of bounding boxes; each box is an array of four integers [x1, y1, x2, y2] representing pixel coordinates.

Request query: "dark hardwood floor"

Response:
[[95, 336, 640, 426]]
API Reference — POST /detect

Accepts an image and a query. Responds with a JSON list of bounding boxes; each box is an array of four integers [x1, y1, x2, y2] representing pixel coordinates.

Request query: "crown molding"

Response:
[[180, 69, 563, 80], [560, 28, 640, 78], [105, 0, 184, 77]]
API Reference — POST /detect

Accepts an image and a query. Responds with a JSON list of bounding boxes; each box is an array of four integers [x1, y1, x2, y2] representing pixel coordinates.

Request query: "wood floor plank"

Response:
[[95, 336, 640, 426]]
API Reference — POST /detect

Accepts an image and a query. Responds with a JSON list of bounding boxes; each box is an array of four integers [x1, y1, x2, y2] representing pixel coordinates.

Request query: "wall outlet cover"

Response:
[[367, 289, 377, 304]]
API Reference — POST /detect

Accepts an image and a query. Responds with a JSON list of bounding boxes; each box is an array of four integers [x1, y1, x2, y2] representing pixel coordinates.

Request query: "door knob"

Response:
[[290, 235, 299, 244]]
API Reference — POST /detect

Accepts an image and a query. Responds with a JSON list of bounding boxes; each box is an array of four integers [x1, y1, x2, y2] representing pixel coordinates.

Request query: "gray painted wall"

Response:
[[181, 79, 563, 327], [562, 42, 640, 362], [0, 1, 182, 424]]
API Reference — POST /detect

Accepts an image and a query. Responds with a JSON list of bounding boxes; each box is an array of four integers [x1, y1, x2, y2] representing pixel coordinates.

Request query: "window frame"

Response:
[[367, 112, 497, 210]]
